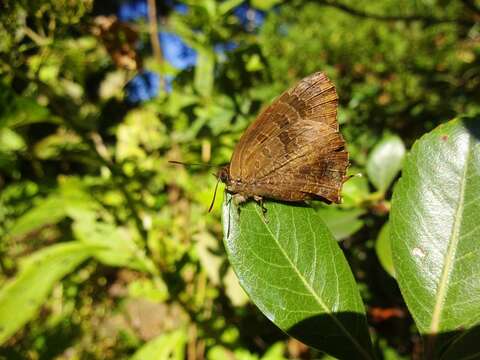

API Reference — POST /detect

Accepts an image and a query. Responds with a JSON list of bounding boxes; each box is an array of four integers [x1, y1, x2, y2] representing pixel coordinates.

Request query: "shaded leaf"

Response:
[[390, 118, 480, 342], [130, 328, 187, 360], [375, 222, 395, 278], [367, 135, 406, 192], [223, 195, 373, 359], [441, 326, 480, 360], [0, 242, 94, 345]]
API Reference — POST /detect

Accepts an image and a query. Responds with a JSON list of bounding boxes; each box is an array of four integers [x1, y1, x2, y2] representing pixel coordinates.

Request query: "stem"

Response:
[[147, 0, 166, 90], [23, 26, 51, 46]]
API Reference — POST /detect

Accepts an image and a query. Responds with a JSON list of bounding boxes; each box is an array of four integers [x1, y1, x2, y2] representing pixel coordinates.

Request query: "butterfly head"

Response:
[[216, 165, 230, 184]]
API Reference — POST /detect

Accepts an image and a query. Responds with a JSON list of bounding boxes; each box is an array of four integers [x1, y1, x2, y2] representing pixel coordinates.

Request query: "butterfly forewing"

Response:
[[228, 72, 348, 204]]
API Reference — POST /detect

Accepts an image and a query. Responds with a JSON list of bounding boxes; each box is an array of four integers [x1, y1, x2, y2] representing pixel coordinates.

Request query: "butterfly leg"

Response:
[[253, 195, 268, 222]]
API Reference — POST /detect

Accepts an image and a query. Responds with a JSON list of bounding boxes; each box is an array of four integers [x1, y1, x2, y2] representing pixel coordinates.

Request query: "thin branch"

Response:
[[23, 26, 51, 46], [147, 0, 166, 90], [312, 0, 475, 27]]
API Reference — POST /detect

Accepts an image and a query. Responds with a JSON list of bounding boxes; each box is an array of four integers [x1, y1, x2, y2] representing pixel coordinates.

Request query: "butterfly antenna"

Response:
[[208, 176, 221, 213], [169, 160, 220, 169]]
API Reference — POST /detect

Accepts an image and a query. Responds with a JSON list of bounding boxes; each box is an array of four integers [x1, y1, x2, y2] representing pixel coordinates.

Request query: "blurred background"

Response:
[[0, 0, 479, 359]]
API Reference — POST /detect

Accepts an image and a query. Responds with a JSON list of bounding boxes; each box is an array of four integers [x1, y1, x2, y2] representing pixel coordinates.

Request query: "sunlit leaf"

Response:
[[194, 49, 214, 97], [0, 128, 25, 152], [252, 0, 283, 11], [390, 117, 480, 352], [130, 328, 187, 360], [316, 206, 365, 241], [341, 172, 370, 208], [33, 130, 85, 160], [73, 217, 157, 274], [367, 135, 406, 192], [223, 195, 373, 359], [8, 194, 67, 238], [0, 242, 94, 345], [218, 0, 244, 15]]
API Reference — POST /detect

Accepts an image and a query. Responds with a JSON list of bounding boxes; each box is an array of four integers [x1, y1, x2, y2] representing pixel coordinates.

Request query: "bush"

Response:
[[0, 0, 479, 358]]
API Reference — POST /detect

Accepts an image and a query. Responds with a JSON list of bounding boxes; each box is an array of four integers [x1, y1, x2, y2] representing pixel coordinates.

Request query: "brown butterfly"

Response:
[[214, 72, 349, 210]]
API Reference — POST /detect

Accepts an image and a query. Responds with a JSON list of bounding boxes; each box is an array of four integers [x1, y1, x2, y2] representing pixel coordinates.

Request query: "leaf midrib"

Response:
[[430, 135, 471, 333], [254, 206, 372, 360]]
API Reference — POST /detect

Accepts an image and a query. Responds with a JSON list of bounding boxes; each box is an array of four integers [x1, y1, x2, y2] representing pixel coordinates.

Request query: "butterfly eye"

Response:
[[218, 168, 229, 183]]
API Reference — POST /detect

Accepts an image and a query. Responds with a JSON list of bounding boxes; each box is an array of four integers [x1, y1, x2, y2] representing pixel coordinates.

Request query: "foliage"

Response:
[[0, 0, 479, 359]]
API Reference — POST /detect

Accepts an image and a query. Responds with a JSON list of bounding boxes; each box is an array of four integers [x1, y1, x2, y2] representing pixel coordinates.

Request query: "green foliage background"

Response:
[[0, 0, 479, 359]]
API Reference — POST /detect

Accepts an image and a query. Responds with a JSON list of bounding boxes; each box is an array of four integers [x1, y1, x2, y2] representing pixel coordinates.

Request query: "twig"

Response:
[[313, 0, 475, 27], [147, 0, 166, 90], [23, 26, 51, 46]]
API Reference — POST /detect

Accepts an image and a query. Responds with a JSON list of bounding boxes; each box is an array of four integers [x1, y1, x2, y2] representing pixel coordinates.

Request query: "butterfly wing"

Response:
[[229, 72, 348, 203]]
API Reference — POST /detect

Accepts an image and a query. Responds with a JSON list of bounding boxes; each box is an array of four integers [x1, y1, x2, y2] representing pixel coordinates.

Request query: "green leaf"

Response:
[[341, 172, 370, 208], [222, 195, 373, 359], [73, 217, 157, 274], [367, 135, 406, 192], [8, 195, 67, 238], [8, 177, 100, 238], [390, 118, 480, 341], [218, 0, 244, 15], [0, 242, 94, 345], [0, 128, 25, 152], [375, 222, 395, 278], [261, 342, 286, 360], [0, 97, 50, 129], [316, 207, 365, 241], [252, 0, 283, 11], [130, 328, 187, 360], [33, 130, 85, 160], [194, 49, 215, 97]]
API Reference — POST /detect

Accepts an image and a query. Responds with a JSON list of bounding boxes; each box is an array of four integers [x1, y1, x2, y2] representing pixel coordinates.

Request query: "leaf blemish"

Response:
[[412, 247, 425, 259], [440, 134, 448, 142]]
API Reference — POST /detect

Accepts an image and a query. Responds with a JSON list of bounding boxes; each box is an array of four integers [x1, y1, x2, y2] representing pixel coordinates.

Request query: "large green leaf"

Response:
[[0, 242, 94, 344], [222, 195, 373, 359], [366, 135, 406, 193], [390, 117, 480, 348]]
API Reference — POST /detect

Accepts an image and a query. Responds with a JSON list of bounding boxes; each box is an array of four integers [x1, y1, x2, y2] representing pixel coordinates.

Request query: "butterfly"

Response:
[[214, 72, 349, 210]]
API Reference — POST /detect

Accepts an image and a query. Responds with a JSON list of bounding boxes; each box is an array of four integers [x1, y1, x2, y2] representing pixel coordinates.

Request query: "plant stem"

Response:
[[147, 0, 166, 91]]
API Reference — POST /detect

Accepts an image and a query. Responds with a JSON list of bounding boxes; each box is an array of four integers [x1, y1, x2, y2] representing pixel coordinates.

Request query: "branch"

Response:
[[147, 0, 166, 90], [313, 0, 475, 27]]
